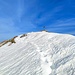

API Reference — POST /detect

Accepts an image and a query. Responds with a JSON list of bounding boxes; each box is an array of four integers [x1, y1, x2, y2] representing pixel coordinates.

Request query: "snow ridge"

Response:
[[0, 31, 75, 75]]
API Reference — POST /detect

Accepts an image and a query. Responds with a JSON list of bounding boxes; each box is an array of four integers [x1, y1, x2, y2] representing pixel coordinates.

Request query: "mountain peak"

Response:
[[0, 31, 75, 75]]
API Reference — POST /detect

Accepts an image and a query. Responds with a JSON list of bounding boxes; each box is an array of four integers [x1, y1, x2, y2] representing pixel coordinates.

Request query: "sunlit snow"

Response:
[[0, 31, 75, 75]]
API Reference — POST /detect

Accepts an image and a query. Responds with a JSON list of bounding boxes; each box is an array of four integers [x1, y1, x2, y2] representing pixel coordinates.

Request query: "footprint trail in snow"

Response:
[[31, 42, 52, 75]]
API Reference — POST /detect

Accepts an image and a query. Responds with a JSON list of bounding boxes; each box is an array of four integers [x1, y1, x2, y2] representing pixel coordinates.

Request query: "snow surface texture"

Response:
[[0, 31, 75, 75]]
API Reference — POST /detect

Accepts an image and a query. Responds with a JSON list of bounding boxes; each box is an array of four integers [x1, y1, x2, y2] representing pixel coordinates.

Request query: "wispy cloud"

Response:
[[0, 17, 21, 41], [53, 18, 75, 27], [0, 17, 37, 41], [47, 18, 75, 35], [33, 5, 63, 26], [0, 0, 75, 41], [0, 18, 19, 32]]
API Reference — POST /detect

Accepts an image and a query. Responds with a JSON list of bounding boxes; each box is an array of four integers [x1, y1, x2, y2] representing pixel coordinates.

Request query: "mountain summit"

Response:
[[0, 31, 75, 75]]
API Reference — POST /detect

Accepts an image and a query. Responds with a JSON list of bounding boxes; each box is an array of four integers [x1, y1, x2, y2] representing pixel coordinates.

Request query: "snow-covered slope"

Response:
[[0, 31, 75, 75]]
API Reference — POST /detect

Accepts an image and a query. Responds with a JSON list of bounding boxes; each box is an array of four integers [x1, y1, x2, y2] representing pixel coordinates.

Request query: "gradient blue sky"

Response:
[[0, 0, 75, 41]]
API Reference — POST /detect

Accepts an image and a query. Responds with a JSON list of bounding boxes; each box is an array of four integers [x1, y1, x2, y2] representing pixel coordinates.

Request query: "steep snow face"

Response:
[[0, 31, 75, 75]]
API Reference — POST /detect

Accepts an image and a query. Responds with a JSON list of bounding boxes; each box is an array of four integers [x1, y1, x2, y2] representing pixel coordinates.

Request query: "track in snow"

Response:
[[30, 42, 52, 75]]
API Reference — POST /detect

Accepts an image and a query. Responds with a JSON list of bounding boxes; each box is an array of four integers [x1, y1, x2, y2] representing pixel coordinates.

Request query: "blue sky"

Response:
[[0, 0, 75, 41]]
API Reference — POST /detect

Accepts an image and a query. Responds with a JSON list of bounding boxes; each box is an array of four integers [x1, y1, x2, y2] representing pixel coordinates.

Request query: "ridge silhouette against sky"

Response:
[[0, 0, 75, 41]]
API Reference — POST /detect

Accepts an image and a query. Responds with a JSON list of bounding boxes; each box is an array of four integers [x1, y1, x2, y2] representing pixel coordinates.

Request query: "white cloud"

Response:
[[0, 18, 18, 33], [52, 18, 75, 27], [0, 17, 21, 41], [46, 18, 75, 35]]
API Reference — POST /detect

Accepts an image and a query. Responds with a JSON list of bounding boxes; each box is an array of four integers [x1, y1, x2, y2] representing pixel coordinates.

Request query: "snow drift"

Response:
[[0, 31, 75, 75]]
